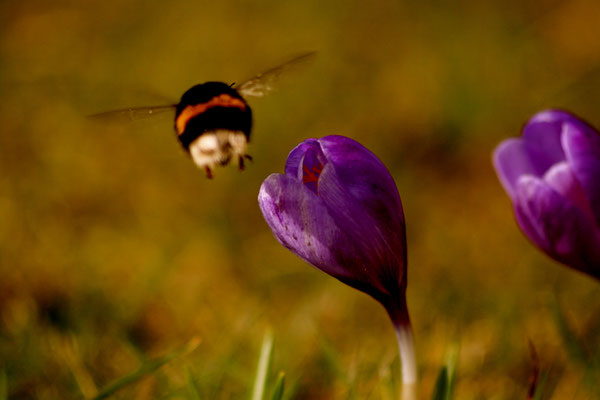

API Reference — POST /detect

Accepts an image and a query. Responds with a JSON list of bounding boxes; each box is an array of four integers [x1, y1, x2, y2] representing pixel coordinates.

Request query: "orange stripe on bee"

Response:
[[176, 94, 247, 134]]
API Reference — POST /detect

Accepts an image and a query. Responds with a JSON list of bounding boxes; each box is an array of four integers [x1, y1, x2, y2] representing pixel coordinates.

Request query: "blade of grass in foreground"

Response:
[[445, 345, 458, 399], [251, 330, 274, 400], [186, 368, 202, 400], [531, 371, 549, 400], [430, 345, 458, 400], [269, 372, 285, 400], [92, 337, 200, 400], [430, 366, 448, 400]]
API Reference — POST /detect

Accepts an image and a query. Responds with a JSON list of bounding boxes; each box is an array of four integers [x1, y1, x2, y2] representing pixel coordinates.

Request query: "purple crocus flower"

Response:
[[493, 109, 600, 280], [259, 135, 417, 394]]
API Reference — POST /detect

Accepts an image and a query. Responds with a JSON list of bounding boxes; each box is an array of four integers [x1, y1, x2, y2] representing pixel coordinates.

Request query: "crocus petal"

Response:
[[526, 109, 582, 126], [316, 163, 403, 297], [258, 173, 357, 279], [301, 145, 328, 194], [514, 175, 600, 278], [521, 110, 568, 175], [543, 161, 595, 222], [284, 139, 319, 179], [561, 122, 600, 226], [318, 136, 406, 244], [493, 138, 538, 199]]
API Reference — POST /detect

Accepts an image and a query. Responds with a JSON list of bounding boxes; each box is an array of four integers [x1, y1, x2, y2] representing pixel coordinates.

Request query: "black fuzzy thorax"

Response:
[[175, 82, 252, 150]]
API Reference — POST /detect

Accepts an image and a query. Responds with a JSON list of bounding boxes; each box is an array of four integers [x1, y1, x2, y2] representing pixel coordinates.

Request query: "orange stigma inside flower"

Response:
[[302, 163, 324, 187]]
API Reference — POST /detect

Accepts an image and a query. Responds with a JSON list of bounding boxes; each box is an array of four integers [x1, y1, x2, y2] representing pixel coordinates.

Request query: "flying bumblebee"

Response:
[[89, 51, 316, 178]]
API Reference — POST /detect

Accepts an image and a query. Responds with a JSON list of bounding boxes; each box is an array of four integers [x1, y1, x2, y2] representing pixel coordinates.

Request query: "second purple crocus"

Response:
[[493, 110, 600, 279], [258, 135, 417, 397]]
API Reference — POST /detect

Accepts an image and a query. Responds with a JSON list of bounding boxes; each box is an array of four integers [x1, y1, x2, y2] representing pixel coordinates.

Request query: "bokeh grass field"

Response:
[[1, 0, 600, 399]]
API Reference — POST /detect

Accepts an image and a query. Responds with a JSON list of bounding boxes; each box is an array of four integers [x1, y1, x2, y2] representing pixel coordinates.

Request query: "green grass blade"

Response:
[[269, 372, 285, 400], [186, 368, 202, 400], [445, 345, 459, 399], [92, 354, 174, 400], [430, 345, 458, 400], [92, 338, 199, 400], [532, 370, 549, 400], [251, 330, 274, 400], [430, 366, 448, 400]]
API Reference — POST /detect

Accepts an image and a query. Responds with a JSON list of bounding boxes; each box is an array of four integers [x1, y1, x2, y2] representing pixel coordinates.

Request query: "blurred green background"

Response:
[[1, 0, 600, 399]]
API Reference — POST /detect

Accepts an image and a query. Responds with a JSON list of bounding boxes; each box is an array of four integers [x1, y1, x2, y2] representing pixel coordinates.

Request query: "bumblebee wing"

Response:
[[87, 104, 177, 122], [236, 51, 316, 98]]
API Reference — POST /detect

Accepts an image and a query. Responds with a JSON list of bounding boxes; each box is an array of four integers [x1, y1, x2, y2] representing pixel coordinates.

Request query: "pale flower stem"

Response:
[[389, 300, 417, 400], [395, 322, 417, 400]]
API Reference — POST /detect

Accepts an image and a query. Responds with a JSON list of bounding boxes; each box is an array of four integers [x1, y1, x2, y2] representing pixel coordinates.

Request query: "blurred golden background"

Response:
[[1, 0, 599, 399]]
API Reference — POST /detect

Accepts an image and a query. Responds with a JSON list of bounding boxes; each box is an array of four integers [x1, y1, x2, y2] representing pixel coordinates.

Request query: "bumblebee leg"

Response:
[[244, 154, 253, 162], [238, 155, 245, 171], [205, 166, 213, 179]]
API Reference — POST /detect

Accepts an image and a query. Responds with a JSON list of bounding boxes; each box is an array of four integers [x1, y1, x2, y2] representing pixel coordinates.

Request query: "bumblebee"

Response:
[[90, 51, 315, 178]]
